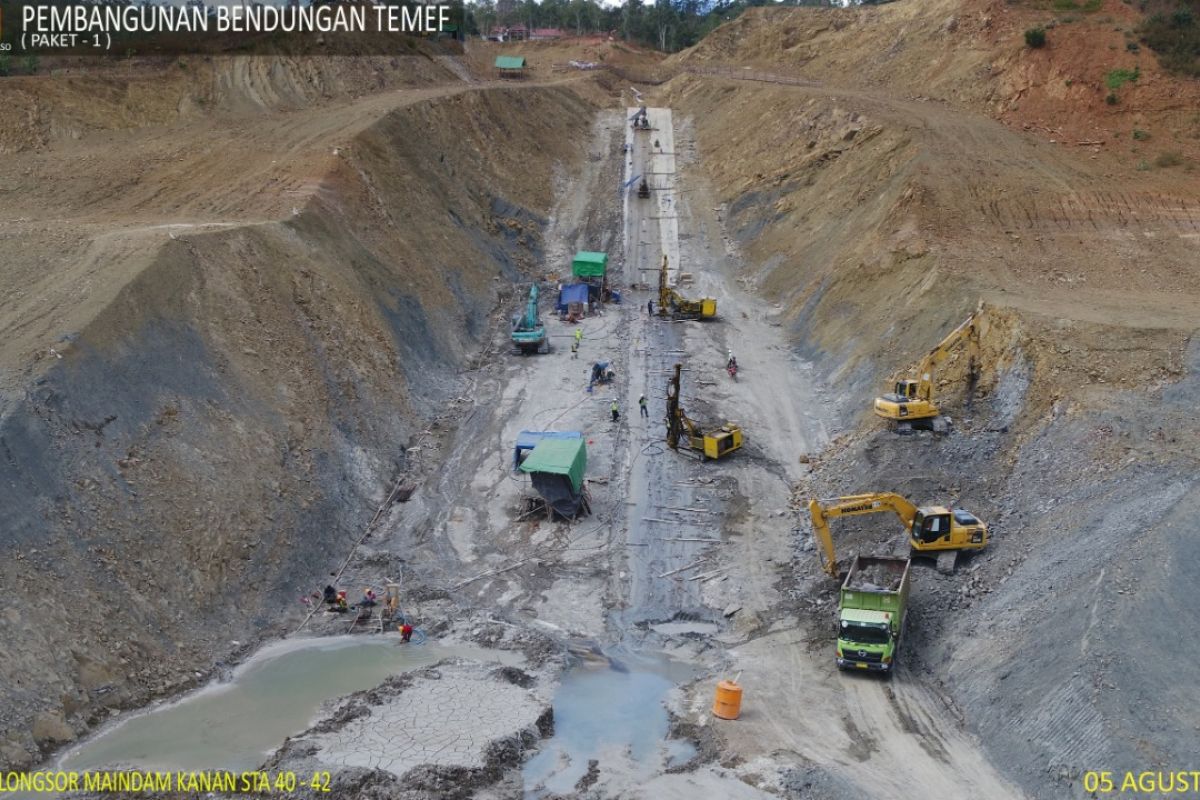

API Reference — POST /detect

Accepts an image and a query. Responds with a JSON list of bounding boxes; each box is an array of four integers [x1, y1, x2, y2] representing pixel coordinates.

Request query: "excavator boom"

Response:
[[808, 493, 920, 577], [809, 492, 988, 577], [511, 284, 547, 353], [873, 304, 982, 427], [912, 309, 980, 402]]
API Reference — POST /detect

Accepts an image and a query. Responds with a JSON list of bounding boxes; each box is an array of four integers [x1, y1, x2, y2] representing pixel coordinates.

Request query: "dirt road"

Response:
[[626, 107, 1025, 800]]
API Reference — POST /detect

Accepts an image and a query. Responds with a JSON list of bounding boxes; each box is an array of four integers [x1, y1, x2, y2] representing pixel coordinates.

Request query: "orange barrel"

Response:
[[711, 679, 743, 720]]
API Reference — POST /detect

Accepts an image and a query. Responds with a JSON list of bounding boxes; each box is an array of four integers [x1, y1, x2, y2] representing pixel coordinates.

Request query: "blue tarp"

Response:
[[556, 283, 590, 313], [514, 430, 583, 468]]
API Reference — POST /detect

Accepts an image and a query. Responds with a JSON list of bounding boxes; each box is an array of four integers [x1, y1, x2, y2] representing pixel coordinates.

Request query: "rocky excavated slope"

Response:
[[666, 6, 1200, 795], [0, 59, 592, 768]]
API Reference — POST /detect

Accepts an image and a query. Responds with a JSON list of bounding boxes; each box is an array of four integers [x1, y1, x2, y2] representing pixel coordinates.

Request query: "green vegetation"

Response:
[[1136, 158, 1152, 169], [1104, 65, 1140, 88], [1133, 128, 1151, 139], [465, 0, 768, 52], [1139, 2, 1200, 75], [1026, 26, 1049, 46], [1154, 150, 1184, 166], [22, 54, 39, 75]]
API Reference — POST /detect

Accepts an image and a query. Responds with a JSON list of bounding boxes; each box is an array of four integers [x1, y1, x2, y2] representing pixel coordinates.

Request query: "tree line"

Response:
[[464, 0, 839, 53]]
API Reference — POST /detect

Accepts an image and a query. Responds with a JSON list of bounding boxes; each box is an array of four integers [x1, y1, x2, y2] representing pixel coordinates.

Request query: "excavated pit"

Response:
[[3, 17, 1199, 799]]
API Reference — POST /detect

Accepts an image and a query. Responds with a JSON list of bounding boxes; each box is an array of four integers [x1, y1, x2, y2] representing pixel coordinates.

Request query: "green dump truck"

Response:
[[836, 555, 910, 675]]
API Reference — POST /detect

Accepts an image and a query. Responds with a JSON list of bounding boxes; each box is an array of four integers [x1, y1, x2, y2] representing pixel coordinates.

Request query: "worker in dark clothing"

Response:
[[639, 394, 649, 417], [323, 585, 337, 605], [647, 299, 654, 317], [611, 400, 620, 422]]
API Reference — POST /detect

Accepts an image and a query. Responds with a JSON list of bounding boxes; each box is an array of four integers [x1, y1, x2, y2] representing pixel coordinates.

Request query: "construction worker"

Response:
[[399, 623, 413, 643], [647, 299, 654, 317], [611, 400, 620, 422], [571, 340, 578, 359], [574, 328, 583, 346], [639, 394, 648, 418]]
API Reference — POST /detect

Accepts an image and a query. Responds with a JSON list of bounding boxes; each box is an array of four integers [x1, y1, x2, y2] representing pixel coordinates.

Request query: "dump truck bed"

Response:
[[840, 556, 911, 615], [845, 556, 908, 591]]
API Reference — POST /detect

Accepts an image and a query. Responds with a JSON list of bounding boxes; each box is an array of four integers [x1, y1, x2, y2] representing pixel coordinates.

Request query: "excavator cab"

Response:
[[912, 508, 951, 545], [909, 506, 987, 552], [809, 493, 988, 577], [874, 306, 982, 431]]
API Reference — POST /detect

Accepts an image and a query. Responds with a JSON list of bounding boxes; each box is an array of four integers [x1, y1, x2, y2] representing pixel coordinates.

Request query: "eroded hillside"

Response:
[[661, 5, 1200, 796], [0, 58, 593, 768]]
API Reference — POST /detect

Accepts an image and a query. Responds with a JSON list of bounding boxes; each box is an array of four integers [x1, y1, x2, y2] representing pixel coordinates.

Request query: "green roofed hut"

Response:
[[495, 55, 527, 78], [571, 251, 609, 304], [519, 437, 589, 518], [572, 251, 608, 279]]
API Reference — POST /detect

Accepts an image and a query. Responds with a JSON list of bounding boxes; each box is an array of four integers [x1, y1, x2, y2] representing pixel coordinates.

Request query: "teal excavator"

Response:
[[511, 284, 549, 354]]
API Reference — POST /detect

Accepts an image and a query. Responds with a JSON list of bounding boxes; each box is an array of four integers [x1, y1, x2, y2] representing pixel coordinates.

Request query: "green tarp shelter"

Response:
[[495, 56, 527, 70], [519, 437, 587, 492], [520, 437, 588, 516], [572, 251, 608, 279]]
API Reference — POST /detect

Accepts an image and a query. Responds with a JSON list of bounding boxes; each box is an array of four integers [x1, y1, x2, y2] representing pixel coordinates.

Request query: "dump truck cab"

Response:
[[837, 608, 897, 672], [836, 556, 910, 675]]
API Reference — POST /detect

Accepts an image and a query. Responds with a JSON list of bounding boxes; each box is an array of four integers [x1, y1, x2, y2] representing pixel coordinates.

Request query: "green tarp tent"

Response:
[[572, 251, 608, 279], [519, 437, 587, 493], [495, 56, 527, 70]]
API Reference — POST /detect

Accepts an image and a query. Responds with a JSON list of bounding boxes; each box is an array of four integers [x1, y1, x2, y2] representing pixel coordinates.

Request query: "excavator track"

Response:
[[935, 550, 960, 574]]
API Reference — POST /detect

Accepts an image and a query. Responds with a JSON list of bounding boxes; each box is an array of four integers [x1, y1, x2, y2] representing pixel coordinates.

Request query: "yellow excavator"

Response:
[[808, 493, 988, 576], [657, 255, 716, 320], [873, 305, 982, 433], [665, 363, 742, 459]]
